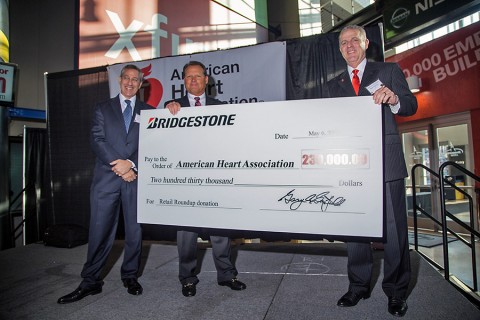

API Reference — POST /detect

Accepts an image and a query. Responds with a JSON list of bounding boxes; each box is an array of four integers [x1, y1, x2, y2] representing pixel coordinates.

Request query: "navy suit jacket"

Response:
[[325, 62, 417, 182], [90, 95, 153, 190]]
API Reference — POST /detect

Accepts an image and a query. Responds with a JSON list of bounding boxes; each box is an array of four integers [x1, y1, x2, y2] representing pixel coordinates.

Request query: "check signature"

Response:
[[278, 189, 346, 211]]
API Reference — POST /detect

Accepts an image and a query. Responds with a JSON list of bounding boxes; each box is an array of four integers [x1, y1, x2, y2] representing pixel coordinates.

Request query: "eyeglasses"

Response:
[[121, 75, 140, 83]]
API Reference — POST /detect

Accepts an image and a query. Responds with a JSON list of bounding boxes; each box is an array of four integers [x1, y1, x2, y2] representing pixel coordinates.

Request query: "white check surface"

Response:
[[137, 97, 383, 238]]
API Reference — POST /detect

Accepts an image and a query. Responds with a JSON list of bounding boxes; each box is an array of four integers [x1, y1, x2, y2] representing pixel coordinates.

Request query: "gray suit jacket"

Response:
[[325, 62, 417, 182]]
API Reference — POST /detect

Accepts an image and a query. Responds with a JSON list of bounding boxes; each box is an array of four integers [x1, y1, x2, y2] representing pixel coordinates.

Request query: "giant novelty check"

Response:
[[137, 96, 384, 238]]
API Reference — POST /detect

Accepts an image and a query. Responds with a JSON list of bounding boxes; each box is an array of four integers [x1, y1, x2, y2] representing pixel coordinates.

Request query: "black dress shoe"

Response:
[[182, 283, 196, 297], [337, 290, 370, 307], [218, 278, 247, 291], [123, 278, 143, 295], [388, 297, 408, 317], [57, 286, 102, 304]]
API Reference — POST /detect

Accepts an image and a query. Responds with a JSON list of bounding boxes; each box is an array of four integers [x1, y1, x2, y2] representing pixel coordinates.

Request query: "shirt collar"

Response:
[[187, 92, 206, 106], [120, 94, 136, 110], [347, 58, 367, 80]]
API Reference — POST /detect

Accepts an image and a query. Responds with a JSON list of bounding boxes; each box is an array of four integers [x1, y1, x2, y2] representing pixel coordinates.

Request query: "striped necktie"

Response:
[[194, 97, 201, 106], [123, 99, 132, 132]]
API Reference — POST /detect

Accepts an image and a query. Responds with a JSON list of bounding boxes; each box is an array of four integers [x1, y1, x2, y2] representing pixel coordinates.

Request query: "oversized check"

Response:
[[137, 96, 384, 239]]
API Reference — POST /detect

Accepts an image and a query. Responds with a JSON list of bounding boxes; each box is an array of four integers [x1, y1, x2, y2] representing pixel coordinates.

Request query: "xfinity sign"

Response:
[[105, 10, 192, 61]]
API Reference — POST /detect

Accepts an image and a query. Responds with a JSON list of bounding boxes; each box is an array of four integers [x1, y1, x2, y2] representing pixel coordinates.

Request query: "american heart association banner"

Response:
[[107, 41, 286, 108]]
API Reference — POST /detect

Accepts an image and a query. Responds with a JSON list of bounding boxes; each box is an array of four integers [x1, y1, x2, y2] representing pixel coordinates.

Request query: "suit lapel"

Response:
[[132, 101, 144, 119], [112, 96, 125, 127], [131, 102, 142, 129], [336, 71, 356, 97], [360, 63, 380, 96], [179, 95, 191, 107], [206, 97, 216, 106], [113, 95, 132, 135], [126, 100, 144, 133]]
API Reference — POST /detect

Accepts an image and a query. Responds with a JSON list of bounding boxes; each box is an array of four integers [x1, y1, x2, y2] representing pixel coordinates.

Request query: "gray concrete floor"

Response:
[[1, 240, 479, 320]]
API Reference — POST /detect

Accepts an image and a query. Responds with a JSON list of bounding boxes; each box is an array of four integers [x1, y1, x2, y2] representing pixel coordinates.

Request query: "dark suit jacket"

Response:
[[325, 61, 417, 182], [167, 95, 225, 108], [90, 95, 153, 190]]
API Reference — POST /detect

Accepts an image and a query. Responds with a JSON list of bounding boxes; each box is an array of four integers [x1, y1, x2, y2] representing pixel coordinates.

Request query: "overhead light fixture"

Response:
[[406, 75, 421, 93]]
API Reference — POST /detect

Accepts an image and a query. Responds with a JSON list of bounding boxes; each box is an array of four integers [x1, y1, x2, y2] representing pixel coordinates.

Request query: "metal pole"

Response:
[[0, 106, 13, 250]]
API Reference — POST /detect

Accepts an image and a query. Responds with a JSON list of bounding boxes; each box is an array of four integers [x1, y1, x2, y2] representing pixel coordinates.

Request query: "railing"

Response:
[[411, 164, 443, 269], [8, 182, 35, 247], [411, 162, 480, 305], [439, 162, 480, 292]]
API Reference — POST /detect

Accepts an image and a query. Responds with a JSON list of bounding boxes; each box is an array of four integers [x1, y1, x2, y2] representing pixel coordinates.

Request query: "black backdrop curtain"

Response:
[[286, 25, 384, 100], [45, 25, 384, 242], [23, 128, 52, 244], [47, 67, 109, 228]]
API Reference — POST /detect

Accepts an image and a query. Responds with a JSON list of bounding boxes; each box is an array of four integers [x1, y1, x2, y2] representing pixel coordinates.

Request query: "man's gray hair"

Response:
[[120, 64, 144, 82], [339, 25, 367, 44]]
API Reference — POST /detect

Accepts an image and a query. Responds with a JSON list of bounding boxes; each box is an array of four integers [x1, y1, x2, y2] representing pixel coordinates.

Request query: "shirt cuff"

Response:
[[389, 95, 400, 114], [126, 159, 137, 172]]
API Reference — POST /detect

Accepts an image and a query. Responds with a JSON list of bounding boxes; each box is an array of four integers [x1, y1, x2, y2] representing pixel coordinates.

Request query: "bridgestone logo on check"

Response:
[[147, 114, 236, 129]]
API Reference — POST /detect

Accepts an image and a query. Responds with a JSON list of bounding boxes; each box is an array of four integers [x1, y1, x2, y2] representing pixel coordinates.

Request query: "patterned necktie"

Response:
[[194, 97, 201, 106], [123, 99, 132, 132], [352, 69, 360, 95]]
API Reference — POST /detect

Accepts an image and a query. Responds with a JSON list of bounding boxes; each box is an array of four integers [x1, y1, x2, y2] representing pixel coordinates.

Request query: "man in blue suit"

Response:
[[166, 61, 247, 297], [58, 64, 154, 304], [325, 25, 417, 317]]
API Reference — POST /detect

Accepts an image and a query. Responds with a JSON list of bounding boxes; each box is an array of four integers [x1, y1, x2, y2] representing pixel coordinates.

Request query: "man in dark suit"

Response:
[[58, 64, 153, 304], [165, 60, 246, 297], [325, 25, 417, 317]]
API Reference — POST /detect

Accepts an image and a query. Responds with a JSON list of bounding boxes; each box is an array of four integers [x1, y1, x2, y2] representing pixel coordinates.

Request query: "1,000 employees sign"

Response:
[[137, 97, 384, 239]]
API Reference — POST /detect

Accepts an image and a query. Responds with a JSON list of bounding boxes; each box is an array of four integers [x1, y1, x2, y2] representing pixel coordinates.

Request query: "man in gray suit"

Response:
[[58, 64, 153, 304], [166, 61, 246, 297], [325, 25, 417, 317]]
